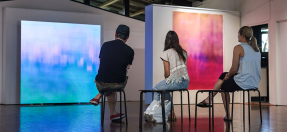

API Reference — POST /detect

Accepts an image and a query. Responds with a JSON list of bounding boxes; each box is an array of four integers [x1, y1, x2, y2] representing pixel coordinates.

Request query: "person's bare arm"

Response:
[[163, 60, 170, 78], [224, 45, 244, 80]]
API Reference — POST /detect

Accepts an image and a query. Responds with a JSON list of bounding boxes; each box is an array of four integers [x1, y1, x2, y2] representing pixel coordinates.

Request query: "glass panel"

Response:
[[262, 34, 269, 52], [261, 28, 269, 32]]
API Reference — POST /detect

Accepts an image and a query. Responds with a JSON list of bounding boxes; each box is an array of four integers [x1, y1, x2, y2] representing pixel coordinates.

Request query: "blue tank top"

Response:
[[234, 43, 261, 89]]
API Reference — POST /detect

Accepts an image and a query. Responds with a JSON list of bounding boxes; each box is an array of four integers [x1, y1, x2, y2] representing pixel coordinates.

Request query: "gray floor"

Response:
[[0, 102, 286, 132]]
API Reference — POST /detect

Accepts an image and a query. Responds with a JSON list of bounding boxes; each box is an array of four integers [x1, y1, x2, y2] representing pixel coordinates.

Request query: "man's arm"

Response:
[[94, 58, 100, 83], [127, 49, 134, 74]]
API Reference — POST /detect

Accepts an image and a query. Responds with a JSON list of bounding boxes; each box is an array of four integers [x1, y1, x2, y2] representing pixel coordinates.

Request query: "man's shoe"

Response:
[[110, 113, 125, 121], [90, 98, 100, 106]]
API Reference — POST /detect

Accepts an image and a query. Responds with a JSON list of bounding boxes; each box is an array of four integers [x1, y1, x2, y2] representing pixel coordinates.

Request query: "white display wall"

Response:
[[2, 8, 103, 104], [145, 4, 241, 104], [0, 0, 145, 104]]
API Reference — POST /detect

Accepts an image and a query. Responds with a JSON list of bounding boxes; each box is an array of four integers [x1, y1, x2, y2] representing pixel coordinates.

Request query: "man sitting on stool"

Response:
[[90, 25, 134, 121]]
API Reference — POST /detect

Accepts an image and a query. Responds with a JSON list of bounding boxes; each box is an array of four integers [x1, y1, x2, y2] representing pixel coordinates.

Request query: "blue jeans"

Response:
[[153, 79, 189, 106]]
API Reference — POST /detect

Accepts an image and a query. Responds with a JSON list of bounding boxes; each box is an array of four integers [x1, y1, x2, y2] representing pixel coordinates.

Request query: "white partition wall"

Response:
[[240, 0, 287, 105], [145, 4, 240, 104]]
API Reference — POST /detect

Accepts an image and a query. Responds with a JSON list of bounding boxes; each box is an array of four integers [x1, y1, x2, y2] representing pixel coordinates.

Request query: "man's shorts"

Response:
[[95, 77, 128, 96]]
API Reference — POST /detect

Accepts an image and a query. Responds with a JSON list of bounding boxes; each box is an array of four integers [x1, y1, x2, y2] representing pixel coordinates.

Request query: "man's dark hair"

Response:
[[116, 25, 129, 40], [116, 32, 129, 40]]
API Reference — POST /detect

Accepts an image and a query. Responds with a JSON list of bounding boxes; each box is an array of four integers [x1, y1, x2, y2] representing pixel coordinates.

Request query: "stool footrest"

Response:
[[196, 104, 213, 107]]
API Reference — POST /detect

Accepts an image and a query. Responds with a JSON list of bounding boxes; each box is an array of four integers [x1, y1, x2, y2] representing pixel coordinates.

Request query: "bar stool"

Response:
[[139, 90, 167, 131], [231, 89, 262, 127], [101, 89, 128, 126], [195, 90, 230, 131]]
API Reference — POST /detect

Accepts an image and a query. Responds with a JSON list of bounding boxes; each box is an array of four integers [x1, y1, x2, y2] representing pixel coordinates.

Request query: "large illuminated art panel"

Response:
[[173, 12, 223, 90], [21, 21, 101, 104]]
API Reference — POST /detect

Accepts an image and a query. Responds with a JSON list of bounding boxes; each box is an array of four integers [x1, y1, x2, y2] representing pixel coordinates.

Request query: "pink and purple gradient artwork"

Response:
[[173, 12, 223, 90]]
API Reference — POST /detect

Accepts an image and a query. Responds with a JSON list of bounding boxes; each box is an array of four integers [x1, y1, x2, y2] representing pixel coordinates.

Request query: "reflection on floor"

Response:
[[0, 102, 286, 132]]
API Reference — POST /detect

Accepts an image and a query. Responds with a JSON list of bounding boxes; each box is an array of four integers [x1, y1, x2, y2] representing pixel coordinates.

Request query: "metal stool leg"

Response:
[[171, 91, 174, 122], [231, 92, 234, 120], [212, 91, 214, 129], [103, 95, 106, 114], [139, 92, 144, 130], [195, 91, 199, 128], [103, 95, 106, 110], [123, 91, 128, 125], [243, 91, 245, 129], [187, 90, 191, 122], [248, 90, 251, 127], [120, 91, 122, 122], [180, 90, 183, 124], [209, 91, 211, 131], [257, 90, 262, 124], [101, 95, 104, 126], [161, 92, 166, 131], [225, 92, 230, 130], [101, 94, 106, 126]]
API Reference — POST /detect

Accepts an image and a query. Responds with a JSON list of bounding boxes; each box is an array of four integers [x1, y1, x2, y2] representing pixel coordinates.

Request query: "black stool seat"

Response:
[[164, 89, 188, 91], [101, 89, 128, 126]]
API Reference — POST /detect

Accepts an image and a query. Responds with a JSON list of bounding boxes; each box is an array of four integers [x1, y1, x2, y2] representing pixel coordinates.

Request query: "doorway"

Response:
[[251, 24, 269, 103]]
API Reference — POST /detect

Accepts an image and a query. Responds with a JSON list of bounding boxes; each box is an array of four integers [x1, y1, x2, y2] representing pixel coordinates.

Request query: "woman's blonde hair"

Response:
[[239, 26, 259, 52]]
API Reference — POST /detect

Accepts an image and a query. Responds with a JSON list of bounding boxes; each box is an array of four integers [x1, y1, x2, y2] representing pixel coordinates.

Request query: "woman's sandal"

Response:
[[168, 114, 177, 121], [197, 100, 212, 107]]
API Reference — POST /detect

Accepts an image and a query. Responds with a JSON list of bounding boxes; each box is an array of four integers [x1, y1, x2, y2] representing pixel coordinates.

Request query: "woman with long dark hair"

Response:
[[145, 31, 190, 122], [198, 26, 261, 121]]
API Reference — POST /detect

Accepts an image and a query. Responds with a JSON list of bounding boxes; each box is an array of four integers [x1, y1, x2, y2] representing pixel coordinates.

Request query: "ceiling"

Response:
[[74, 0, 204, 21]]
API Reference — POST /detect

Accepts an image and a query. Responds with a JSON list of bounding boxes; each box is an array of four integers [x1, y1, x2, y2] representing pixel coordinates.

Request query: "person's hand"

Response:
[[223, 73, 229, 81]]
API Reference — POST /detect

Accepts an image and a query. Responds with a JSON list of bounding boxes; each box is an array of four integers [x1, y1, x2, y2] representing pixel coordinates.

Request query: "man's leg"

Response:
[[106, 77, 128, 117], [107, 92, 118, 115], [90, 82, 103, 106], [93, 93, 102, 100]]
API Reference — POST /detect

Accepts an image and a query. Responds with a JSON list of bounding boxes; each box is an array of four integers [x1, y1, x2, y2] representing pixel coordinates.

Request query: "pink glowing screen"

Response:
[[173, 12, 223, 90]]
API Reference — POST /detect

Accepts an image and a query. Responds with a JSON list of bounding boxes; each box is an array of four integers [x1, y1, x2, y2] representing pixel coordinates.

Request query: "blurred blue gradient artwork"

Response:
[[21, 21, 101, 104]]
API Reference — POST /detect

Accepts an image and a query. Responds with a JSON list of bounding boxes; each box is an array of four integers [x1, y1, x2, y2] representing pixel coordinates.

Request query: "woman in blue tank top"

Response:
[[197, 26, 261, 121]]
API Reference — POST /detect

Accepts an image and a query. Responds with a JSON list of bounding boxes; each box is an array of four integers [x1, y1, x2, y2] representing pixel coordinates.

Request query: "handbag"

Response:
[[148, 100, 171, 123], [144, 100, 159, 121]]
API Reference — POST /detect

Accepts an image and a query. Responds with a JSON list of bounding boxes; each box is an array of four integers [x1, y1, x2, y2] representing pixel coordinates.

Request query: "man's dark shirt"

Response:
[[96, 39, 134, 83]]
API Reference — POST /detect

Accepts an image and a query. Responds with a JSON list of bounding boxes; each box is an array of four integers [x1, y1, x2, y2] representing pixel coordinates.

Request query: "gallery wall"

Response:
[[145, 4, 241, 104], [0, 0, 145, 104], [192, 0, 269, 102], [192, 0, 287, 105], [240, 0, 287, 105]]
